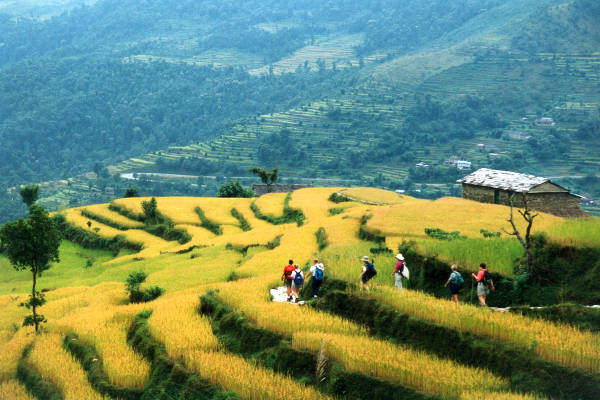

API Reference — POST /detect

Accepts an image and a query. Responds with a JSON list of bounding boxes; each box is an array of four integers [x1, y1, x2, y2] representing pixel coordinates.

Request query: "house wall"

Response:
[[462, 184, 583, 217], [253, 184, 313, 196], [529, 182, 568, 193]]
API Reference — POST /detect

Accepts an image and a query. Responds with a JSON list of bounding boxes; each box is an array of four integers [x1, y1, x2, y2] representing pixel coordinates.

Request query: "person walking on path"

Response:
[[309, 258, 325, 298], [472, 263, 494, 306], [291, 264, 304, 303], [360, 256, 377, 291], [444, 264, 463, 304], [282, 259, 295, 301], [390, 253, 406, 290]]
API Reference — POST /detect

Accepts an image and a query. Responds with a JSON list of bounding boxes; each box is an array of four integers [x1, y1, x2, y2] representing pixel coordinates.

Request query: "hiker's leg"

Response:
[[451, 294, 458, 303]]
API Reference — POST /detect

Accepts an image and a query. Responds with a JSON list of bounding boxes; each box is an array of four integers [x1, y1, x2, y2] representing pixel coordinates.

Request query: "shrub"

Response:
[[125, 271, 164, 303], [424, 227, 465, 241]]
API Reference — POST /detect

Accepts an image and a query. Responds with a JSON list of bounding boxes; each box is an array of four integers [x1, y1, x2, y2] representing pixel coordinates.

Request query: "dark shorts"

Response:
[[284, 278, 293, 287], [449, 283, 460, 295], [361, 274, 372, 284]]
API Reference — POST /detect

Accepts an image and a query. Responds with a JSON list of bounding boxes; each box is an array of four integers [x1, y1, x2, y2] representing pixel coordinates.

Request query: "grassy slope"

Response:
[[1, 189, 599, 399]]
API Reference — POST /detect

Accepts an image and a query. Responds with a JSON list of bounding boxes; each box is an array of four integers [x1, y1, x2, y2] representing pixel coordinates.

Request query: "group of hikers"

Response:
[[282, 254, 495, 306], [281, 258, 325, 303]]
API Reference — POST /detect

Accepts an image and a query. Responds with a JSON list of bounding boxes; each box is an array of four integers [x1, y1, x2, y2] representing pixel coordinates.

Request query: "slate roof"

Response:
[[457, 168, 549, 193]]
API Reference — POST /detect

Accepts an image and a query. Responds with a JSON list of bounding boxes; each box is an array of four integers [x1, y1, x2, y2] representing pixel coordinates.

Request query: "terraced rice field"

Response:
[[1, 188, 598, 399]]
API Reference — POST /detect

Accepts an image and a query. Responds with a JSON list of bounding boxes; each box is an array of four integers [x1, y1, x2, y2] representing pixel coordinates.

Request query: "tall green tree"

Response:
[[0, 205, 61, 332], [19, 185, 39, 207], [249, 167, 279, 190]]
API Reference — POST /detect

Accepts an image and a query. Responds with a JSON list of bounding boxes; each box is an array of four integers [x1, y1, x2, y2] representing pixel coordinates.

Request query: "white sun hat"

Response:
[[396, 253, 404, 261], [361, 256, 370, 261]]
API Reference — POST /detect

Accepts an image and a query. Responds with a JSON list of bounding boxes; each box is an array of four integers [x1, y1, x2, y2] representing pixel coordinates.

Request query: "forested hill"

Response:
[[1, 0, 600, 222]]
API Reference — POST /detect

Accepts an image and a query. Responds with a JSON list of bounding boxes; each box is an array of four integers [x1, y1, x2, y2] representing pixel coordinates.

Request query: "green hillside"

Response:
[[1, 0, 599, 221]]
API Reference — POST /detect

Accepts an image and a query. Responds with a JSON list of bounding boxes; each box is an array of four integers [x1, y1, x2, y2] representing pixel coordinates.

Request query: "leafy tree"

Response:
[[0, 205, 61, 332], [124, 188, 139, 198], [141, 197, 158, 224], [217, 181, 253, 198], [19, 185, 39, 207], [248, 167, 279, 186]]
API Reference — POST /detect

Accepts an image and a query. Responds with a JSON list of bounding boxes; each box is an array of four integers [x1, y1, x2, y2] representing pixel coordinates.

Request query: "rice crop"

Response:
[[414, 237, 524, 275], [58, 308, 150, 389], [544, 217, 600, 247], [366, 197, 563, 239], [0, 328, 35, 381], [148, 290, 221, 356], [288, 187, 342, 221], [369, 286, 600, 372], [82, 204, 144, 228], [340, 187, 407, 204], [253, 192, 288, 217], [188, 350, 332, 400], [0, 380, 36, 400], [293, 332, 510, 399], [214, 276, 366, 337], [27, 333, 107, 400], [149, 289, 331, 400]]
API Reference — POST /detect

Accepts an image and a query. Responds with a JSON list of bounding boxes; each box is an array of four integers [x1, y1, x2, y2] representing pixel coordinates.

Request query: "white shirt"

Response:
[[310, 263, 324, 276]]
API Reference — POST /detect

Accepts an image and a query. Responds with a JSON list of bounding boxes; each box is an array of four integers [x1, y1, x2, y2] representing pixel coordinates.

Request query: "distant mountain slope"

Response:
[[1, 0, 600, 222]]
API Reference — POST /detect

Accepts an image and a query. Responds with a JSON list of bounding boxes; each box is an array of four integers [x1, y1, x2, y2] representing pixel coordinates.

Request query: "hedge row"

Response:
[[199, 292, 436, 400], [52, 214, 143, 255], [127, 310, 239, 400], [63, 333, 143, 400], [16, 345, 63, 400], [81, 209, 130, 231], [108, 203, 145, 222], [230, 208, 251, 232], [195, 207, 223, 235], [250, 192, 305, 226], [313, 286, 600, 400], [108, 202, 191, 244]]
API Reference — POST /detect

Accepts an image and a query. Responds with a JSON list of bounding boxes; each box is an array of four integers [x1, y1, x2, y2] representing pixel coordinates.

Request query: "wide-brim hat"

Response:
[[361, 256, 370, 261], [396, 253, 404, 261]]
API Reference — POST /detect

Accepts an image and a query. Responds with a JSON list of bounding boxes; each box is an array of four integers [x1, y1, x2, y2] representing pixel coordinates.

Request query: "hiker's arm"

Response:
[[471, 272, 478, 280], [444, 279, 450, 287], [490, 280, 495, 291]]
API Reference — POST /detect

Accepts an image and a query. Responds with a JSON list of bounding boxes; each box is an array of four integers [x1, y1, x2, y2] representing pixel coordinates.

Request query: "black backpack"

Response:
[[482, 270, 491, 286]]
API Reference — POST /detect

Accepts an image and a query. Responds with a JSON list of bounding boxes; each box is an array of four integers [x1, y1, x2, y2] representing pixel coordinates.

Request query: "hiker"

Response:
[[360, 256, 377, 291], [472, 263, 494, 306], [282, 259, 295, 301], [309, 258, 325, 298], [444, 264, 464, 304], [291, 264, 304, 303], [390, 253, 407, 290]]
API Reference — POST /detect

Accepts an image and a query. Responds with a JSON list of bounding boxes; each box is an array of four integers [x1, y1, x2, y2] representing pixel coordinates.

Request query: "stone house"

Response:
[[458, 168, 584, 217]]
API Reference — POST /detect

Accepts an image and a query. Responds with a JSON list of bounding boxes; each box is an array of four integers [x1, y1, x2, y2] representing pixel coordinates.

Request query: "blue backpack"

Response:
[[293, 271, 304, 285], [314, 268, 324, 281], [366, 263, 377, 278]]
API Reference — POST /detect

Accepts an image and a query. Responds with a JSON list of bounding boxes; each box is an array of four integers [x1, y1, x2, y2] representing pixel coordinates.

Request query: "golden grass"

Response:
[[0, 191, 597, 399], [0, 328, 35, 381], [341, 187, 407, 204], [289, 187, 342, 221], [82, 204, 144, 228], [27, 333, 107, 400], [213, 276, 366, 337], [0, 380, 36, 400], [188, 350, 332, 400], [367, 197, 563, 239], [253, 192, 288, 216], [142, 247, 242, 291], [57, 307, 150, 389], [370, 286, 600, 372], [149, 289, 331, 400], [293, 332, 508, 398]]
